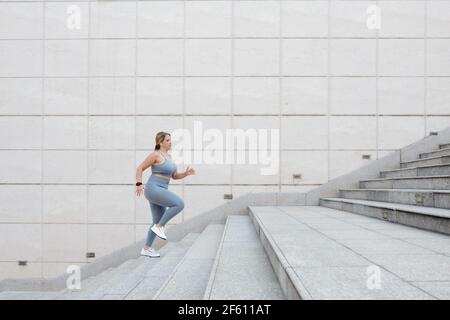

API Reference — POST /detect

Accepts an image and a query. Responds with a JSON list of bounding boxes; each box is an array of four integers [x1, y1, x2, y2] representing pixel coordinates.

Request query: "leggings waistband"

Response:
[[148, 174, 170, 185]]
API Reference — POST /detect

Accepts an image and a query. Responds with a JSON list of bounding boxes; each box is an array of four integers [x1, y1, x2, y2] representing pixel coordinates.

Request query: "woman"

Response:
[[135, 131, 195, 257]]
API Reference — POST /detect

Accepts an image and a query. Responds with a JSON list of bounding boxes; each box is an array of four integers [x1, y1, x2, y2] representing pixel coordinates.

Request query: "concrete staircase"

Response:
[[0, 217, 285, 300], [1, 137, 449, 300], [249, 205, 450, 299], [321, 142, 450, 236]]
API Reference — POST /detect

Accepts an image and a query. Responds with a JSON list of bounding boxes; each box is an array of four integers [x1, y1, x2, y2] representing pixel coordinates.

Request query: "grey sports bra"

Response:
[[151, 151, 177, 177]]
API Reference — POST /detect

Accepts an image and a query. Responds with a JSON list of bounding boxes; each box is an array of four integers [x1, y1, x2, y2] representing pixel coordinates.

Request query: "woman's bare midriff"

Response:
[[152, 173, 171, 180]]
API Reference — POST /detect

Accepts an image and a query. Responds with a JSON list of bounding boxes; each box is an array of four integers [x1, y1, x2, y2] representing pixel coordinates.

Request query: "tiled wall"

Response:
[[0, 0, 449, 279]]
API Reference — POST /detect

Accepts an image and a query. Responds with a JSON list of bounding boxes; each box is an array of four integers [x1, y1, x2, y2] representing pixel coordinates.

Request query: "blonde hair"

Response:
[[154, 131, 170, 150]]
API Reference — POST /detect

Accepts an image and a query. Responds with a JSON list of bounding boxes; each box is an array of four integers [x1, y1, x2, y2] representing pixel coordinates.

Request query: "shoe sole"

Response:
[[141, 254, 161, 258], [151, 227, 167, 240]]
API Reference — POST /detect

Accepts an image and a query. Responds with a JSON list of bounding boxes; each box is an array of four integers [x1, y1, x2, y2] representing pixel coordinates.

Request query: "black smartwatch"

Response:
[[136, 182, 142, 186]]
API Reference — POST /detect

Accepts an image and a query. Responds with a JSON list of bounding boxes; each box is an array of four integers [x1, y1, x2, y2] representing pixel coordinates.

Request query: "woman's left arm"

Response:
[[172, 166, 195, 180]]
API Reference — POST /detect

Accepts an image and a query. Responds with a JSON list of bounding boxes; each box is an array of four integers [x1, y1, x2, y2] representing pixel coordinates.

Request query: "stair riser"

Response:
[[320, 199, 450, 235], [440, 143, 450, 149], [381, 165, 450, 178], [339, 190, 450, 209], [248, 210, 303, 300], [420, 149, 450, 159], [400, 156, 450, 168], [360, 178, 450, 190]]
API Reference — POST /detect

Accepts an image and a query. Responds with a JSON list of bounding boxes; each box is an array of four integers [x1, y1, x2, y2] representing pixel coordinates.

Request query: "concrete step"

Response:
[[153, 224, 225, 300], [0, 290, 62, 300], [400, 155, 450, 168], [55, 267, 117, 300], [320, 197, 450, 235], [380, 164, 450, 179], [249, 205, 450, 299], [54, 233, 200, 300], [420, 147, 450, 159], [70, 244, 178, 300], [123, 233, 200, 300], [360, 175, 450, 190], [339, 189, 450, 210], [204, 215, 284, 300], [439, 143, 450, 150]]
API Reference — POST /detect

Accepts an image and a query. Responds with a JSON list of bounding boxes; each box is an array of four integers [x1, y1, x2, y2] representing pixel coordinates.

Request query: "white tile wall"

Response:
[[0, 40, 43, 76], [330, 77, 377, 115], [89, 78, 135, 115], [138, 1, 184, 38], [0, 185, 41, 223], [137, 78, 183, 115], [378, 1, 425, 38], [427, 78, 450, 115], [137, 39, 184, 76], [90, 40, 136, 76], [427, 1, 450, 37], [43, 151, 87, 183], [330, 39, 377, 76], [330, 0, 377, 38], [43, 116, 87, 149], [88, 116, 135, 149], [234, 39, 279, 76], [0, 79, 42, 115], [45, 40, 88, 76], [0, 151, 41, 183], [427, 39, 450, 76], [1, 0, 450, 279], [90, 2, 136, 39], [282, 1, 328, 37], [283, 39, 328, 76], [379, 39, 425, 76], [43, 224, 87, 262], [0, 3, 43, 39], [379, 78, 425, 115], [185, 77, 231, 114], [87, 224, 135, 258], [233, 77, 279, 114], [87, 185, 135, 224], [185, 1, 232, 37], [0, 116, 42, 149], [281, 77, 328, 115], [378, 116, 425, 149], [43, 185, 87, 223], [234, 1, 280, 37], [44, 78, 89, 115], [330, 116, 377, 149], [45, 2, 89, 39], [329, 150, 377, 180]]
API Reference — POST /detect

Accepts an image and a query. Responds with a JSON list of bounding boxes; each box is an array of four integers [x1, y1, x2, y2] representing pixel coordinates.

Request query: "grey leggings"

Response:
[[144, 175, 185, 247]]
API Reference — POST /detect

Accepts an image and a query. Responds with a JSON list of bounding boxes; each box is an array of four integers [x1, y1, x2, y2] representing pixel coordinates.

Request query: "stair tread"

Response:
[[321, 198, 450, 218], [402, 154, 450, 164], [341, 188, 450, 194], [361, 175, 450, 182], [122, 233, 201, 300], [153, 224, 225, 300], [249, 205, 449, 300], [204, 215, 284, 300], [421, 147, 450, 155], [382, 163, 450, 173]]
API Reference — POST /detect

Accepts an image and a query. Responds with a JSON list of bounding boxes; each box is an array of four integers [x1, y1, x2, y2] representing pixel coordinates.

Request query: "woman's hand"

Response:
[[136, 185, 144, 196], [184, 166, 195, 177]]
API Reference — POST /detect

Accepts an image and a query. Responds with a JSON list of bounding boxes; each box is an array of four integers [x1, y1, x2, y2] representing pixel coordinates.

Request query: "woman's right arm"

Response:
[[135, 152, 156, 196]]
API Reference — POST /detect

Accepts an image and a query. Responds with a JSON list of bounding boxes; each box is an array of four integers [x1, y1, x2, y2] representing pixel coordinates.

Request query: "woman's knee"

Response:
[[176, 199, 184, 210]]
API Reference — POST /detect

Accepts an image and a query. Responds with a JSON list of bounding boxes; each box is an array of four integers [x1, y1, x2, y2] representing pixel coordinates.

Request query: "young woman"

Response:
[[135, 131, 195, 257]]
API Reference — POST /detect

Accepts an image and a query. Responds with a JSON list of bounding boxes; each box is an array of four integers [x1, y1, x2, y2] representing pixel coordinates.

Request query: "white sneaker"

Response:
[[140, 247, 160, 258], [151, 225, 167, 240]]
